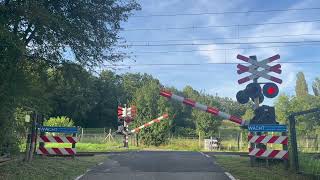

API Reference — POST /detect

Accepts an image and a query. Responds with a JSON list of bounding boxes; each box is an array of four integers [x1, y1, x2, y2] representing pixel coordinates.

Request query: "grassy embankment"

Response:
[[0, 155, 107, 180], [215, 154, 320, 180]]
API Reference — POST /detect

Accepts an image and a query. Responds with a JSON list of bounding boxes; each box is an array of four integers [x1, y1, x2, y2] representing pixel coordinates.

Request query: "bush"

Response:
[[174, 127, 197, 137], [44, 116, 74, 127]]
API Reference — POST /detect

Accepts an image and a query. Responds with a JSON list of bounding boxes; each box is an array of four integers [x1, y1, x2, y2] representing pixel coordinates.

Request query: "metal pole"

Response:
[[28, 113, 37, 162], [250, 56, 259, 167], [289, 115, 299, 172]]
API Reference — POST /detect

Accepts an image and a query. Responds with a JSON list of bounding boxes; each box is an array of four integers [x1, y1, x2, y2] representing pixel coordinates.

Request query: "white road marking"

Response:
[[74, 174, 84, 180], [200, 152, 210, 158], [98, 162, 103, 166], [224, 172, 237, 180]]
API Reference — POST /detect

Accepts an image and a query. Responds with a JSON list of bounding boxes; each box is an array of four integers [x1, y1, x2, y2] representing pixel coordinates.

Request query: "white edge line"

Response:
[[74, 169, 92, 180], [224, 172, 237, 180], [74, 174, 84, 180], [200, 152, 210, 158]]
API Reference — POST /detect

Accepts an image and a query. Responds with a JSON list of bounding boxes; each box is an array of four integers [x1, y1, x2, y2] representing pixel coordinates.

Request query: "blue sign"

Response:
[[248, 124, 287, 132], [38, 126, 78, 133]]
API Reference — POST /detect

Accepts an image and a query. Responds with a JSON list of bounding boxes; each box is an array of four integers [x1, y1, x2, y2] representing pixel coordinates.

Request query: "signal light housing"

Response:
[[250, 93, 264, 104], [236, 90, 249, 104], [263, 83, 279, 98], [246, 83, 261, 99]]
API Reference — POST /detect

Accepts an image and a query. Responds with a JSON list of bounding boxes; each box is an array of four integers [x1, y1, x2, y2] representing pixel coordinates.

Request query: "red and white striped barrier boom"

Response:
[[249, 147, 288, 160], [131, 114, 169, 133], [38, 136, 78, 144], [160, 90, 248, 126], [37, 147, 76, 155], [248, 133, 288, 145]]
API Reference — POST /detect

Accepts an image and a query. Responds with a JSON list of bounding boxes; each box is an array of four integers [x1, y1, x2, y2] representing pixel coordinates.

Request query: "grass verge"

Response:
[[215, 155, 313, 180], [0, 155, 107, 180]]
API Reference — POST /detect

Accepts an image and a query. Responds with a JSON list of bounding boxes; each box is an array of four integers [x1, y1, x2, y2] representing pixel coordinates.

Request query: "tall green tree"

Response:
[[130, 80, 172, 146], [0, 0, 140, 154], [312, 77, 320, 96], [1, 0, 140, 67], [274, 94, 291, 124], [295, 72, 309, 97]]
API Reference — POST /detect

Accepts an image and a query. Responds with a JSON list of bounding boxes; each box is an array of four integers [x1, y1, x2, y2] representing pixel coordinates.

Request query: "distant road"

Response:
[[79, 151, 234, 180]]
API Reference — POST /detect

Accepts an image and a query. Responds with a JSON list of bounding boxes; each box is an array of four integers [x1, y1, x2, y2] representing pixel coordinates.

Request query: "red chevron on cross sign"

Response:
[[236, 54, 282, 84]]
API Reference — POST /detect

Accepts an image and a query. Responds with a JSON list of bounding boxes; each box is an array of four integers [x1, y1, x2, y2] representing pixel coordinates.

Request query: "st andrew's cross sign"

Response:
[[236, 54, 282, 84]]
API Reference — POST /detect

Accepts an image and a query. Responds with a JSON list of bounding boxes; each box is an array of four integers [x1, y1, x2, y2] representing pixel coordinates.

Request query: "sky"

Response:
[[112, 0, 320, 105]]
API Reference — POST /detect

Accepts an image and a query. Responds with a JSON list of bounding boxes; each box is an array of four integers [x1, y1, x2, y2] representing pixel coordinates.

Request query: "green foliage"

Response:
[[275, 93, 320, 135], [1, 0, 140, 68], [130, 80, 171, 146], [274, 94, 291, 124], [174, 127, 197, 137], [295, 72, 309, 97], [0, 0, 140, 155], [242, 108, 254, 121], [44, 116, 74, 127]]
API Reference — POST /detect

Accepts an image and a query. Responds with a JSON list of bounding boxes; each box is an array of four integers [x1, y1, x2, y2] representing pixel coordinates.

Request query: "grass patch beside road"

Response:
[[0, 155, 107, 180], [215, 155, 311, 180], [45, 142, 141, 152]]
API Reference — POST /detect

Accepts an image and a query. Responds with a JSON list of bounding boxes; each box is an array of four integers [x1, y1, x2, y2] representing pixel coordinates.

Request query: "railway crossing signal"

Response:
[[235, 55, 282, 104], [237, 54, 282, 84], [116, 104, 137, 148]]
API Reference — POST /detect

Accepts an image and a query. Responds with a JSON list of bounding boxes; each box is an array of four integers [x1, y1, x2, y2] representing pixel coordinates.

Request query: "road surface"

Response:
[[79, 151, 234, 180]]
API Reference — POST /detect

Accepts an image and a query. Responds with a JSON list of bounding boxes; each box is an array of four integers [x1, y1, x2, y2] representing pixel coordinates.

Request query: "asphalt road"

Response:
[[79, 151, 234, 180]]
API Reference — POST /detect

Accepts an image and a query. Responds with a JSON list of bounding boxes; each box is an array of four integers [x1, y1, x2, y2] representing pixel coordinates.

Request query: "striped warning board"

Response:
[[249, 147, 288, 160], [248, 134, 288, 145], [38, 136, 78, 144], [37, 147, 76, 155]]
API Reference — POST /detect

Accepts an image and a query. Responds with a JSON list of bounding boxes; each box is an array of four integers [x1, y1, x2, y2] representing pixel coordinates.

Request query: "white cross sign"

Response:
[[236, 54, 282, 84]]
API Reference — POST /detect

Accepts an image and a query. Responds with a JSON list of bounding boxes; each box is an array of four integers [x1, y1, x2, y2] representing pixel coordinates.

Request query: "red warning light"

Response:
[[263, 83, 279, 98], [267, 87, 276, 95]]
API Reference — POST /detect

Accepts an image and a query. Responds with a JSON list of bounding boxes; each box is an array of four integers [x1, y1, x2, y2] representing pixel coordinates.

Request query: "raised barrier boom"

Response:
[[131, 114, 169, 133], [160, 90, 247, 126]]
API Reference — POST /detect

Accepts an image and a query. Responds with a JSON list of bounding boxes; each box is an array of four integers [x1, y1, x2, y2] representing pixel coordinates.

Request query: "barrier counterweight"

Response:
[[160, 90, 247, 126]]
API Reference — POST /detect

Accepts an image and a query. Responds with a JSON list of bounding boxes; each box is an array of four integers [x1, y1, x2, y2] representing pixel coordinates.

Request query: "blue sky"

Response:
[[113, 0, 320, 105]]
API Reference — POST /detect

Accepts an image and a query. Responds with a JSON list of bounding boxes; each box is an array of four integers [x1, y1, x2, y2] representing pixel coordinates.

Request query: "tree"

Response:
[[274, 94, 291, 124], [47, 64, 99, 127], [312, 77, 320, 96], [295, 72, 309, 97], [0, 0, 140, 154], [1, 0, 140, 68], [130, 80, 171, 146]]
